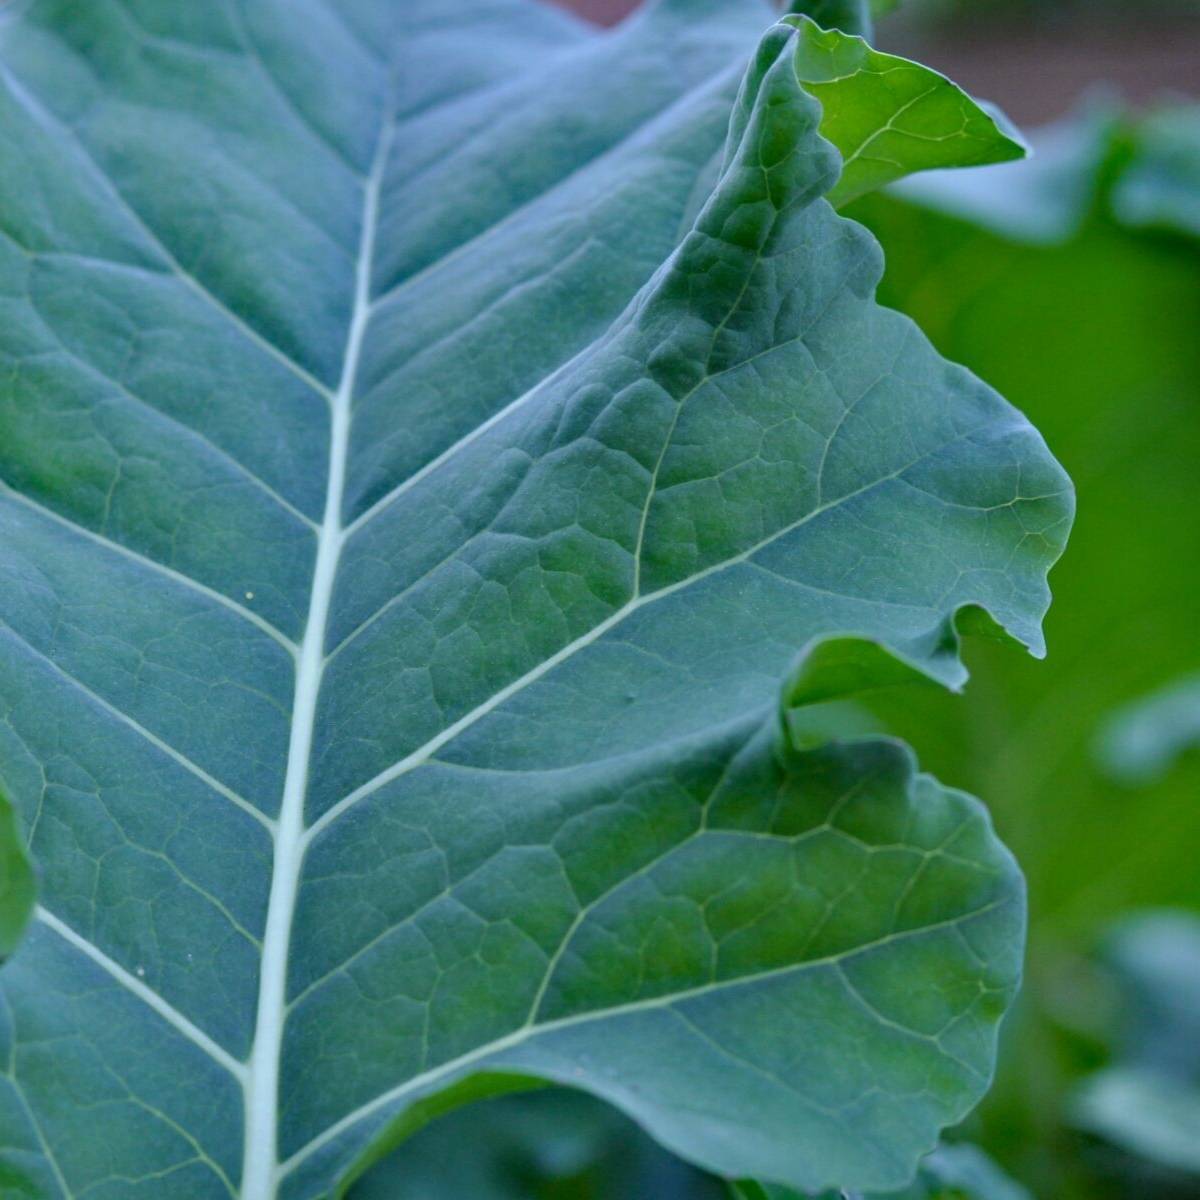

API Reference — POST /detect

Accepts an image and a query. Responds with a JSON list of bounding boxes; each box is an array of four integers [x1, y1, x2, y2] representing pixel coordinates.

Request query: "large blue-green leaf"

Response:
[[1113, 106, 1200, 239], [0, 2, 1070, 1198]]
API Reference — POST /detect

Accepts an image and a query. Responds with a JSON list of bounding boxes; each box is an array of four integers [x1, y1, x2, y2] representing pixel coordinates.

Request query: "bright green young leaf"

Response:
[[849, 120, 1200, 1198], [783, 14, 1026, 208], [0, 2, 1070, 1198], [0, 787, 33, 960], [693, 7, 1025, 215], [1114, 106, 1200, 239]]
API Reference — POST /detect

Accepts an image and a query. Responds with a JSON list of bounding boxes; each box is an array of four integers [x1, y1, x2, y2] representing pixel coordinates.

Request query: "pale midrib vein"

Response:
[[35, 906, 247, 1082], [240, 102, 394, 1200], [279, 893, 1011, 1179], [340, 67, 742, 545], [340, 336, 598, 542]]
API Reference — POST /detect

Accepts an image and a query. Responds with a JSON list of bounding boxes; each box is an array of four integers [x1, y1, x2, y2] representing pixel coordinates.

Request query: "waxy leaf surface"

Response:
[[0, 2, 1069, 1197]]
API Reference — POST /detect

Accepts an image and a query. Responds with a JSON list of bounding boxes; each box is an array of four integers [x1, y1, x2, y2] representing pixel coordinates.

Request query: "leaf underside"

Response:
[[0, 2, 1070, 1199], [352, 1086, 1029, 1200]]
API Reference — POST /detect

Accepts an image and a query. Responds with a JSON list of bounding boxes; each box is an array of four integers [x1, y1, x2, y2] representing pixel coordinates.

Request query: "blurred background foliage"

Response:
[[355, 2, 1200, 1196], [848, 99, 1200, 1199]]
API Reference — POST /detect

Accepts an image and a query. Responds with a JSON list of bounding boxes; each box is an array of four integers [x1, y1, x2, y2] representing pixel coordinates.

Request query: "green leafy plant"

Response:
[[847, 99, 1200, 1199], [1097, 674, 1200, 786], [0, 1, 1072, 1197], [1069, 912, 1200, 1195]]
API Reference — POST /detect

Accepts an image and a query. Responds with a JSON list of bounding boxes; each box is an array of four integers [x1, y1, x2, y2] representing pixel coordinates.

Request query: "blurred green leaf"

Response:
[[1066, 913, 1200, 1188], [1072, 1068, 1200, 1179], [355, 1093, 1025, 1200], [898, 1144, 1032, 1200], [893, 99, 1200, 247], [1097, 675, 1200, 785], [733, 1142, 1030, 1199], [847, 100, 1200, 1199], [1100, 911, 1200, 1081], [889, 101, 1124, 242], [1114, 106, 1200, 238], [789, 0, 902, 37], [0, 787, 32, 960], [787, 0, 874, 37]]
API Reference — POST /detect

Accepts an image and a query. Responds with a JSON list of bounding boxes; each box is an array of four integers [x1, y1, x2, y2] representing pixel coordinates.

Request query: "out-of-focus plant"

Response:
[[0, 0, 1073, 1197], [848, 99, 1200, 1199], [354, 1086, 1030, 1200], [1069, 911, 1200, 1197]]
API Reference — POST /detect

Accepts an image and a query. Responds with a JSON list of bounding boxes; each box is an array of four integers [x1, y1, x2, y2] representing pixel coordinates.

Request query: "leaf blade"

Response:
[[0, 4, 1071, 1198]]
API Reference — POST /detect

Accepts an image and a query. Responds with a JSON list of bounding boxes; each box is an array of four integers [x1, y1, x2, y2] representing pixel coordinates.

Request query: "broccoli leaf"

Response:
[[1097, 675, 1200, 785], [0, 2, 1069, 1197]]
